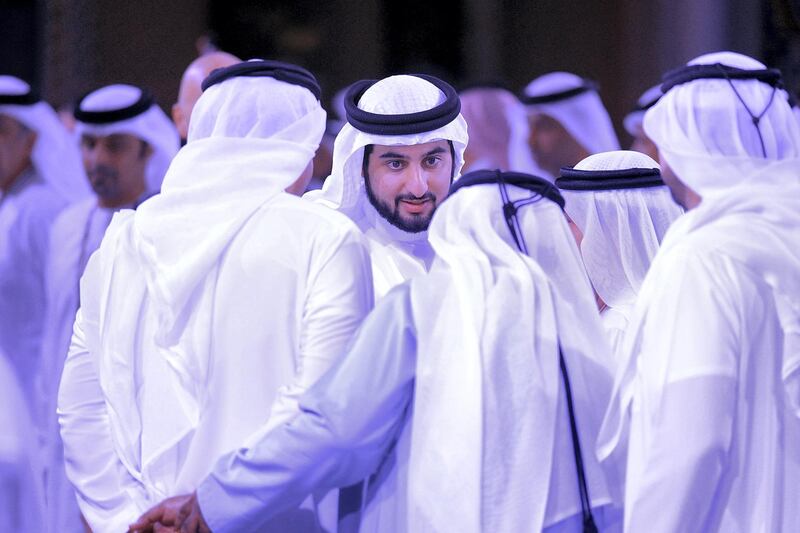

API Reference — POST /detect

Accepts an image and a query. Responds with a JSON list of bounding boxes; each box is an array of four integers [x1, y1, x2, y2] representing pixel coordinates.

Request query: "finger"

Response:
[[129, 506, 166, 531]]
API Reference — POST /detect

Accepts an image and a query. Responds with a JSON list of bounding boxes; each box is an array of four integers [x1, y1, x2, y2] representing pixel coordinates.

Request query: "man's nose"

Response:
[[406, 166, 429, 197]]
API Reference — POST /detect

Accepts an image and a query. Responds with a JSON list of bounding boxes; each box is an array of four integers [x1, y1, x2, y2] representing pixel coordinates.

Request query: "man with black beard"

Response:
[[37, 84, 178, 531], [306, 74, 468, 299]]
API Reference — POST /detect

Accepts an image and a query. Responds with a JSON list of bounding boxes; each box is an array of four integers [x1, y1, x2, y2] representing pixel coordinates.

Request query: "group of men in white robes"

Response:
[[2, 45, 798, 533], [125, 51, 799, 533], [1, 70, 181, 530], [0, 75, 88, 531]]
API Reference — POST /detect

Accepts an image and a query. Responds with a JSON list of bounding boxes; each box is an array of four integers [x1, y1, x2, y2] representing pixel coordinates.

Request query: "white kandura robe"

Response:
[[599, 192, 800, 532], [0, 166, 67, 407], [0, 349, 45, 532], [58, 193, 373, 533], [196, 281, 621, 533], [353, 198, 434, 301], [38, 198, 131, 532]]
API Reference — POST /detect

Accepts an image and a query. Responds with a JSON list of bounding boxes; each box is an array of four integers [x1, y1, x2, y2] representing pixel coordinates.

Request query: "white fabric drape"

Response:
[[408, 183, 618, 532], [59, 74, 373, 532], [560, 150, 683, 357], [599, 51, 800, 532]]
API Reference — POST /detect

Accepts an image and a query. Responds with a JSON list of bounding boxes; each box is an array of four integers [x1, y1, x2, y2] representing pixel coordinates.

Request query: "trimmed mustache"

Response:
[[395, 191, 436, 207], [87, 164, 118, 182]]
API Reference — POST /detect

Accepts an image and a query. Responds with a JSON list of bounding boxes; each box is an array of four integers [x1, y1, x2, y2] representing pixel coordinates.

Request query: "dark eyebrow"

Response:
[[379, 151, 410, 159], [424, 146, 447, 157]]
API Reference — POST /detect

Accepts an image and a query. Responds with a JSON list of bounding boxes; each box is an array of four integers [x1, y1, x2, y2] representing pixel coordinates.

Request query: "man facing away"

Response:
[[306, 74, 468, 300], [598, 51, 800, 532], [38, 83, 180, 532], [556, 150, 683, 359], [58, 60, 373, 533], [132, 169, 622, 533]]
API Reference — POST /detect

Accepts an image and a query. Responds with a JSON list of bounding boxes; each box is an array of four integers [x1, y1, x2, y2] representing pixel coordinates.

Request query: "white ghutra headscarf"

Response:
[[522, 72, 620, 156], [74, 84, 180, 194], [0, 75, 89, 201], [408, 175, 616, 532], [560, 151, 683, 311]]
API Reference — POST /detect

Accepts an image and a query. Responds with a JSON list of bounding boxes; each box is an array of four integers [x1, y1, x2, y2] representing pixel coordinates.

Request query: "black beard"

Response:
[[87, 164, 120, 199], [364, 180, 436, 234]]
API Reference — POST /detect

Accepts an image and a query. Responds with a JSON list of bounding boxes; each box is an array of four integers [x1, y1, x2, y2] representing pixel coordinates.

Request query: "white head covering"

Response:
[[623, 84, 663, 136], [644, 51, 800, 197], [408, 178, 615, 532], [523, 72, 620, 154], [600, 51, 800, 465], [560, 150, 683, 310], [74, 84, 180, 194], [459, 86, 545, 176], [92, 71, 326, 488], [0, 75, 89, 201], [306, 75, 469, 218]]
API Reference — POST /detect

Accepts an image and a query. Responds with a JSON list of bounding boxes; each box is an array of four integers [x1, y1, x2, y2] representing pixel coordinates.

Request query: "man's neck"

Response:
[[97, 185, 147, 209]]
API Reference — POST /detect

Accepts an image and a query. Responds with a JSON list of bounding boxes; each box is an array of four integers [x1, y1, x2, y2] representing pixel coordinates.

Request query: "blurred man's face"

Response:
[[80, 133, 151, 208], [630, 125, 659, 161], [364, 140, 454, 233], [527, 113, 588, 177], [0, 114, 36, 190]]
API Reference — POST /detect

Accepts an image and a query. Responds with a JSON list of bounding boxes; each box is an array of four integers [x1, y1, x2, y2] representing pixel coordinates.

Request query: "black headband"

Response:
[[661, 63, 783, 94], [0, 88, 40, 105], [345, 74, 461, 135], [201, 60, 321, 100], [519, 79, 598, 105], [556, 167, 664, 191], [449, 169, 565, 209], [74, 88, 153, 124], [661, 62, 786, 158]]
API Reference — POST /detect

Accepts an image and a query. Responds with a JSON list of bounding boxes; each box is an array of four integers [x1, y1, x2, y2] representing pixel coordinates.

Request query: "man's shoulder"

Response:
[[262, 193, 363, 237], [11, 174, 68, 221], [53, 197, 97, 227]]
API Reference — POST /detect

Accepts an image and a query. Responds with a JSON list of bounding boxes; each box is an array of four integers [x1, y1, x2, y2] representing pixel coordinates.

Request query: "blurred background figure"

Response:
[[0, 349, 45, 532], [38, 83, 179, 532], [172, 50, 240, 143], [623, 84, 663, 160], [521, 72, 620, 179], [458, 84, 545, 176], [556, 150, 683, 358]]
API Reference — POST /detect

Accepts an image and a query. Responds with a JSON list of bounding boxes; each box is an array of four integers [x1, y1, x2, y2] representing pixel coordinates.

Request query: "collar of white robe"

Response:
[[519, 78, 598, 105], [200, 59, 321, 100], [345, 74, 461, 135], [556, 166, 664, 191], [74, 86, 153, 124], [661, 63, 786, 158]]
